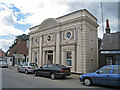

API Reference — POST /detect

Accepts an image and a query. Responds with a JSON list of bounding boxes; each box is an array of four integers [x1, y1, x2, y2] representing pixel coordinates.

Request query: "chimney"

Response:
[[105, 19, 110, 34], [18, 38, 22, 44]]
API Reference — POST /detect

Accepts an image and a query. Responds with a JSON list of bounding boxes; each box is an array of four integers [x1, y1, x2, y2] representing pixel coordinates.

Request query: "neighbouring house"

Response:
[[99, 19, 120, 67], [29, 9, 99, 73], [6, 34, 29, 66], [98, 38, 102, 68], [0, 49, 5, 60]]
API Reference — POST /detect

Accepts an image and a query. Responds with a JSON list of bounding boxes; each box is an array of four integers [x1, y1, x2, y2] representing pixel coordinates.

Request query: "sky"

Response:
[[0, 0, 119, 52]]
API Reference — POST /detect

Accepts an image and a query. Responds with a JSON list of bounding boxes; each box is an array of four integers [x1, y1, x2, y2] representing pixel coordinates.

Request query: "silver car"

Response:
[[17, 62, 38, 74], [0, 60, 8, 68]]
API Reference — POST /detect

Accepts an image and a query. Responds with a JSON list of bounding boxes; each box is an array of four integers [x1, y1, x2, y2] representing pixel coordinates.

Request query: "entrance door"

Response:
[[48, 55, 53, 64], [47, 51, 53, 64]]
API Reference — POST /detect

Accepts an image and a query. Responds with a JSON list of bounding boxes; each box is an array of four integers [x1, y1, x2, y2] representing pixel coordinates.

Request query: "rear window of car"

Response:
[[47, 64, 53, 69], [56, 64, 66, 68], [29, 63, 37, 66], [112, 66, 120, 74]]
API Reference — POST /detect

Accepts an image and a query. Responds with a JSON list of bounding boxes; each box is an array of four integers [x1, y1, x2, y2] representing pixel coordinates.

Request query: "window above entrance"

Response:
[[65, 30, 73, 40], [47, 35, 51, 42]]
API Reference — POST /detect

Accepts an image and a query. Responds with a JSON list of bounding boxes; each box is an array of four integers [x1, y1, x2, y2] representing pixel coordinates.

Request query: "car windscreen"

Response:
[[29, 63, 37, 66], [56, 64, 66, 68], [0, 61, 7, 64]]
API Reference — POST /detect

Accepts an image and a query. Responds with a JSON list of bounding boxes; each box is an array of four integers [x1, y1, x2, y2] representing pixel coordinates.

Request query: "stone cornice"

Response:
[[29, 24, 59, 35], [84, 16, 99, 28], [29, 16, 98, 35]]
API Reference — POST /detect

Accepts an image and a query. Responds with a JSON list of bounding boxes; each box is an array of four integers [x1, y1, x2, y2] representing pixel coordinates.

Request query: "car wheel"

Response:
[[51, 73, 55, 80], [25, 70, 28, 74], [62, 76, 66, 79], [35, 71, 38, 76], [84, 78, 92, 86], [17, 68, 20, 73]]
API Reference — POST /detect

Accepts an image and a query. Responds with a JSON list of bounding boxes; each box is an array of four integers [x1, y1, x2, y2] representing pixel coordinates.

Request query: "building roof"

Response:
[[29, 9, 98, 31], [100, 32, 120, 50], [7, 40, 28, 57]]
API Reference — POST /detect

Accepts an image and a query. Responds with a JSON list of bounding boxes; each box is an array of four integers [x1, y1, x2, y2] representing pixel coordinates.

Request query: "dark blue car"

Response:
[[80, 65, 120, 87]]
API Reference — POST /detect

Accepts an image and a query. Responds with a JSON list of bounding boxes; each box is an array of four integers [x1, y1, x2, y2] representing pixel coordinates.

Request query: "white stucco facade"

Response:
[[29, 9, 99, 73]]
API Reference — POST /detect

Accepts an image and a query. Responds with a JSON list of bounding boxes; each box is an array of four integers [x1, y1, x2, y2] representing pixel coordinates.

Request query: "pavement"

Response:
[[8, 65, 18, 70]]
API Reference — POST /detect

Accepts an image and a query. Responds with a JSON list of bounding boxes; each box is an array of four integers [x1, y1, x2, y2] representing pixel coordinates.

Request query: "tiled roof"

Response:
[[7, 40, 28, 57], [100, 32, 120, 50]]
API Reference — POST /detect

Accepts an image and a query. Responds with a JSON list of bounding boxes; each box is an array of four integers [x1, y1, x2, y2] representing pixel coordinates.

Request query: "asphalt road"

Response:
[[1, 68, 117, 89]]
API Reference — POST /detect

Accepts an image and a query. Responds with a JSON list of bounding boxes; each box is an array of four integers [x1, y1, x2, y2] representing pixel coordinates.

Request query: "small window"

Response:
[[25, 63, 28, 66], [105, 56, 113, 65], [66, 51, 72, 66], [47, 35, 51, 42], [65, 30, 72, 40], [67, 51, 72, 59], [35, 38, 38, 44], [42, 64, 47, 69], [67, 32, 71, 38], [29, 63, 37, 66], [22, 63, 26, 66], [112, 66, 120, 74], [47, 65, 53, 69], [56, 64, 66, 68], [98, 66, 112, 74], [10, 59, 12, 61]]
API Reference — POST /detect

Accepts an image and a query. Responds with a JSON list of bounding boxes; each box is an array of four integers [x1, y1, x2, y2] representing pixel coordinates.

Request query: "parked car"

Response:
[[0, 60, 8, 68], [80, 65, 120, 87], [17, 62, 38, 74], [35, 64, 71, 80]]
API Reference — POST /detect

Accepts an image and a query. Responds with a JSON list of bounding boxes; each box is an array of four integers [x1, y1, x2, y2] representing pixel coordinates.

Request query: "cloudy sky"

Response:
[[0, 0, 119, 52]]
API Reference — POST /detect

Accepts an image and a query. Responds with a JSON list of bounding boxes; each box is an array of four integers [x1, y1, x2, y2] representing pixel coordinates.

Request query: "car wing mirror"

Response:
[[96, 71, 100, 74], [40, 66, 42, 68]]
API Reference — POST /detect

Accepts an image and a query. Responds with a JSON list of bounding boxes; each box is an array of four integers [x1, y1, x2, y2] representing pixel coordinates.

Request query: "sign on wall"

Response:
[[75, 29, 78, 43], [101, 51, 120, 54]]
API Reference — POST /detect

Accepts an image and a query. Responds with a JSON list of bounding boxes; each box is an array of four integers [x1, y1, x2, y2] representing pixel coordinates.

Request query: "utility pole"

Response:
[[100, 2, 104, 37]]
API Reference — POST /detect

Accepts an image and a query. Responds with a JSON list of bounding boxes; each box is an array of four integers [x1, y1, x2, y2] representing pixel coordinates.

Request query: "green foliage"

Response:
[[8, 34, 29, 50]]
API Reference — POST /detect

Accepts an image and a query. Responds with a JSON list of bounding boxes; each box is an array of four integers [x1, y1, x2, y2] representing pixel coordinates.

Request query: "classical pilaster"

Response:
[[72, 50, 75, 72], [42, 51, 45, 64], [76, 28, 82, 73], [56, 32, 60, 64], [29, 37, 32, 62], [39, 36, 42, 66], [53, 51, 56, 64], [61, 50, 65, 65], [32, 51, 34, 63]]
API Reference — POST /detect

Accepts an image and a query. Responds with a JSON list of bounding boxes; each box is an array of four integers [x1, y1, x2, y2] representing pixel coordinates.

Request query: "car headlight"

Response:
[[80, 75, 82, 77]]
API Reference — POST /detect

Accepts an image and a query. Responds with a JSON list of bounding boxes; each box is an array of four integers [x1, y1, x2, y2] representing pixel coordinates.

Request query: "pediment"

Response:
[[38, 18, 59, 29]]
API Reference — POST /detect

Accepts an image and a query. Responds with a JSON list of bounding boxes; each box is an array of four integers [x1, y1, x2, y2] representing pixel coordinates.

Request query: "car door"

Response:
[[20, 63, 25, 72], [39, 64, 48, 76], [23, 63, 28, 72], [109, 66, 120, 86], [93, 66, 112, 85], [46, 64, 54, 76]]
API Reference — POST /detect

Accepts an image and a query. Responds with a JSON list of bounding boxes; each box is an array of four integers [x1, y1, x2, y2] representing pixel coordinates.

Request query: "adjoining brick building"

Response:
[[0, 49, 5, 60], [7, 34, 29, 66], [29, 9, 99, 73]]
